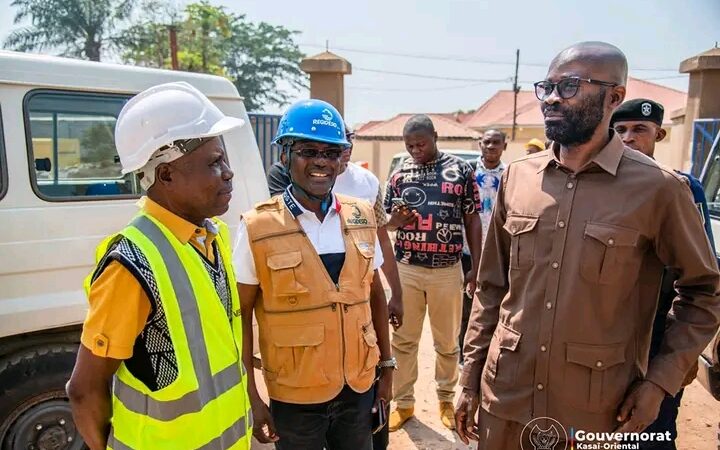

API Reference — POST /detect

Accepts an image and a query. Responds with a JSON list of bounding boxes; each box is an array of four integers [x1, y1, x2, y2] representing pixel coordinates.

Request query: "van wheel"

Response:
[[0, 345, 85, 450]]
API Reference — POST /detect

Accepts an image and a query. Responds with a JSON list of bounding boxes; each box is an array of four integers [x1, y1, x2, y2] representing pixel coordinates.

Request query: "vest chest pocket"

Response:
[[266, 251, 310, 310], [270, 324, 329, 388], [580, 223, 640, 285], [353, 239, 375, 286], [503, 215, 539, 270]]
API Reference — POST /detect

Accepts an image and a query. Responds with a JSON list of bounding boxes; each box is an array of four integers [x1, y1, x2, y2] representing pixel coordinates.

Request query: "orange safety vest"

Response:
[[243, 194, 380, 404]]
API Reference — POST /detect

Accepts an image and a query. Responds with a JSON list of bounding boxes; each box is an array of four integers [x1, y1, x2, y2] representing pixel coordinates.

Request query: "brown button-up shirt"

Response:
[[460, 133, 720, 432]]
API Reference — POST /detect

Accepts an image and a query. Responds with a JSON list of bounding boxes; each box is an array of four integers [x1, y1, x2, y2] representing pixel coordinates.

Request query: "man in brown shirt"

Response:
[[455, 41, 720, 449]]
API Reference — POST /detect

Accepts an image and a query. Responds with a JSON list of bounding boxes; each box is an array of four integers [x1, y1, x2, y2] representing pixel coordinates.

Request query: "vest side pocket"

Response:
[[270, 324, 329, 388], [359, 319, 380, 374]]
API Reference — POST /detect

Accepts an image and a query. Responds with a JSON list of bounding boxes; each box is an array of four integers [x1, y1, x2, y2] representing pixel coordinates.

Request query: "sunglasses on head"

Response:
[[533, 77, 617, 101]]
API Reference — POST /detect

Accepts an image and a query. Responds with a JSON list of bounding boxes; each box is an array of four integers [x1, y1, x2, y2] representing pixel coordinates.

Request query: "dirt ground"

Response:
[[251, 317, 720, 450]]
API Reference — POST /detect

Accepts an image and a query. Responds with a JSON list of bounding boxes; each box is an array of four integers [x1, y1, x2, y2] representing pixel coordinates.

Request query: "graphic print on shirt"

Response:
[[385, 152, 480, 268], [475, 159, 506, 246]]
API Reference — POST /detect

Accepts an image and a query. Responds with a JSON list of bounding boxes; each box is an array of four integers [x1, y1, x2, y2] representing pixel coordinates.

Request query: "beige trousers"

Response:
[[392, 262, 463, 408]]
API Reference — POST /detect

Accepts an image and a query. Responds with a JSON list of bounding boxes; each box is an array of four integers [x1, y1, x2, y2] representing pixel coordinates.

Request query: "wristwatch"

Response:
[[377, 357, 398, 370]]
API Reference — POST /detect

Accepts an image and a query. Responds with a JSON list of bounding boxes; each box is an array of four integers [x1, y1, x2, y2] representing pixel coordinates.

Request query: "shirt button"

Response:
[[537, 383, 544, 391], [596, 361, 603, 368], [540, 345, 547, 352], [546, 302, 553, 310], [558, 221, 565, 228], [569, 173, 577, 179], [551, 262, 559, 269], [566, 182, 574, 189], [608, 238, 615, 246]]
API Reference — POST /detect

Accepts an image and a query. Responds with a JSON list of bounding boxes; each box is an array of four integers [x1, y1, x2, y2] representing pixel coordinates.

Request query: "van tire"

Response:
[[0, 344, 84, 450]]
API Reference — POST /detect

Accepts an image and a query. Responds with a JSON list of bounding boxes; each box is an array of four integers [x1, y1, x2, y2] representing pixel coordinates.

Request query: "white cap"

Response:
[[115, 81, 245, 174]]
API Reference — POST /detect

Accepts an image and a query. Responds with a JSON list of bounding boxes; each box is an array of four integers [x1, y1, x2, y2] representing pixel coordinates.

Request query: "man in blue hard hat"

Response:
[[233, 99, 395, 450]]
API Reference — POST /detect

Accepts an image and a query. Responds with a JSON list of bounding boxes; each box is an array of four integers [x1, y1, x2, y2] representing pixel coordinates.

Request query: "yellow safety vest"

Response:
[[84, 213, 251, 450]]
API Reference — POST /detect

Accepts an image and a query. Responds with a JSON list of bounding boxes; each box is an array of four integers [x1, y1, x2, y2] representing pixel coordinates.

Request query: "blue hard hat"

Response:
[[273, 99, 350, 147]]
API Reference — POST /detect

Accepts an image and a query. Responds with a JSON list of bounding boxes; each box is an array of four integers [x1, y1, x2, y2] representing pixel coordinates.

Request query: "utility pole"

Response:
[[511, 49, 520, 141], [168, 25, 179, 70]]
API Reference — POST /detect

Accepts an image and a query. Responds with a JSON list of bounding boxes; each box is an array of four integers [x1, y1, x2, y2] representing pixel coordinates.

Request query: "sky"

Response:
[[1, 0, 719, 126]]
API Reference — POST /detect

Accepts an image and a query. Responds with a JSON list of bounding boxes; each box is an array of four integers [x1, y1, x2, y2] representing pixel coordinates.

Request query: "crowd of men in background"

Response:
[[68, 40, 720, 450]]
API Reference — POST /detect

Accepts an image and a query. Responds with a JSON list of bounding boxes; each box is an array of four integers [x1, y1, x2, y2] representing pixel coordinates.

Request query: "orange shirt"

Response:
[[80, 197, 217, 359]]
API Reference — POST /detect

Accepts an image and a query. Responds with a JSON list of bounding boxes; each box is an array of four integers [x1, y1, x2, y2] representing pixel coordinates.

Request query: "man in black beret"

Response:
[[612, 99, 715, 450], [611, 98, 666, 155]]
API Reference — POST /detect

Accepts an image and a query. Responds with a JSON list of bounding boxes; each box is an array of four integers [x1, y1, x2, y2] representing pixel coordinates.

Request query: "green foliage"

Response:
[[119, 1, 306, 110], [3, 0, 136, 61]]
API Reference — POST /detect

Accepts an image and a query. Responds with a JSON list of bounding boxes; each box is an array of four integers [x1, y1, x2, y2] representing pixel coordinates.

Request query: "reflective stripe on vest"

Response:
[[109, 415, 248, 450], [108, 215, 248, 449]]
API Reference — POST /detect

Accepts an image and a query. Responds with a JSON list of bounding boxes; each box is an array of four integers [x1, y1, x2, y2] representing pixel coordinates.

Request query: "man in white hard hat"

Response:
[[66, 82, 252, 450]]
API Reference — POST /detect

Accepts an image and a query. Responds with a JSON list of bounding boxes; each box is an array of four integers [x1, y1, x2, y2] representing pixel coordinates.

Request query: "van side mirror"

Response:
[[35, 158, 51, 172]]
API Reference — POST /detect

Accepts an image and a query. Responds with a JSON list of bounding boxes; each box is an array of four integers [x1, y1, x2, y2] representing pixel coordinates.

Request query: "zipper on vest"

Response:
[[340, 300, 346, 383]]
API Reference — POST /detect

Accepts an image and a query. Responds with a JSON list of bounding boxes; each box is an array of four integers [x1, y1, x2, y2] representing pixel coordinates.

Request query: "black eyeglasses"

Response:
[[291, 147, 343, 160], [533, 77, 617, 101]]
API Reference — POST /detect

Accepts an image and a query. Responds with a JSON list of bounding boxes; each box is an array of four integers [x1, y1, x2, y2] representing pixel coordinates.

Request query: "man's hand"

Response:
[[250, 396, 279, 443], [374, 368, 394, 412], [388, 206, 420, 229], [455, 388, 480, 444], [388, 295, 403, 330], [464, 269, 478, 298], [614, 380, 666, 433]]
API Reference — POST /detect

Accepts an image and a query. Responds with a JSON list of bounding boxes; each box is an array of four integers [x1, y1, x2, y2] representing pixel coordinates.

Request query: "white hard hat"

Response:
[[115, 81, 245, 174]]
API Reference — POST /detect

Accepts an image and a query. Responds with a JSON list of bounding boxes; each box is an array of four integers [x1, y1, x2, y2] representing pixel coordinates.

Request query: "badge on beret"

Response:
[[641, 102, 652, 117]]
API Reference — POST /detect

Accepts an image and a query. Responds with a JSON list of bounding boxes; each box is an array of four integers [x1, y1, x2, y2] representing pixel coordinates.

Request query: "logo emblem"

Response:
[[520, 417, 568, 450], [321, 108, 333, 121], [347, 204, 368, 225], [641, 102, 652, 117]]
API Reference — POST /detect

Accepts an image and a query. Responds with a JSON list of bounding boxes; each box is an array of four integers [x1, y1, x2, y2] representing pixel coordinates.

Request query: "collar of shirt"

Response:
[[282, 186, 341, 220], [538, 132, 624, 176], [477, 157, 506, 173], [138, 197, 218, 247]]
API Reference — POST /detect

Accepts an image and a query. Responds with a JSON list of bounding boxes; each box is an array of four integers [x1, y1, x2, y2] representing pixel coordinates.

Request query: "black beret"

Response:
[[611, 98, 664, 126]]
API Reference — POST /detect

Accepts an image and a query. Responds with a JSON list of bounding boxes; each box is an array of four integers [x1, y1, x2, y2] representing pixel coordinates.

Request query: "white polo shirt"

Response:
[[333, 162, 380, 204], [233, 187, 383, 285]]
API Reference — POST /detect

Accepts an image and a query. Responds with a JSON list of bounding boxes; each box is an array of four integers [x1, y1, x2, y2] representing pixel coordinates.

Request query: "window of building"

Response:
[[24, 90, 140, 200]]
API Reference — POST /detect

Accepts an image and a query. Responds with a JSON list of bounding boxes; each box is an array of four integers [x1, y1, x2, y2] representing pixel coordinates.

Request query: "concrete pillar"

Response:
[[300, 51, 352, 116], [678, 47, 720, 166]]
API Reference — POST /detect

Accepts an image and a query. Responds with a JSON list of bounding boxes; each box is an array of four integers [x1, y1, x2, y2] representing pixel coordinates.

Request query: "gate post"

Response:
[[679, 47, 720, 170], [300, 51, 352, 116]]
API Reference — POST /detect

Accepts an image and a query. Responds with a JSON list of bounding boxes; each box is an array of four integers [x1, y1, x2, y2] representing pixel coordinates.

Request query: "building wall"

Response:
[[353, 138, 479, 183], [354, 124, 686, 185]]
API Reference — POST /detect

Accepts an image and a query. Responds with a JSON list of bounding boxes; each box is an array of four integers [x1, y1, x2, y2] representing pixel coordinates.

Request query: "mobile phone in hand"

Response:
[[372, 398, 388, 434], [391, 197, 408, 209]]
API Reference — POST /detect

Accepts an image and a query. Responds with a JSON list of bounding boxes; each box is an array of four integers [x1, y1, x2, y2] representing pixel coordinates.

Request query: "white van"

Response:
[[0, 50, 269, 448]]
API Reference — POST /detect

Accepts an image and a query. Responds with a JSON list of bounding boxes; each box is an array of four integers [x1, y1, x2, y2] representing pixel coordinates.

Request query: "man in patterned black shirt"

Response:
[[384, 114, 482, 432]]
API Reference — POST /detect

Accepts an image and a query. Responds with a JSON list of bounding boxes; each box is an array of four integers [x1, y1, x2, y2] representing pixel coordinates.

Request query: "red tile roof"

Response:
[[460, 77, 687, 128], [355, 113, 480, 140]]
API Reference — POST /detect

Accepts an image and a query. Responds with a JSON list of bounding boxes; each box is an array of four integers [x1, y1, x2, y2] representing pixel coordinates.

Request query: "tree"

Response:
[[120, 1, 306, 111], [3, 0, 136, 61], [225, 19, 306, 111]]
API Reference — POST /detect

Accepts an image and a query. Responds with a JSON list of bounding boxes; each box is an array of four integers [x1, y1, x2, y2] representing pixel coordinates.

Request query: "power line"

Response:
[[354, 66, 513, 82], [347, 81, 491, 92], [301, 42, 679, 72]]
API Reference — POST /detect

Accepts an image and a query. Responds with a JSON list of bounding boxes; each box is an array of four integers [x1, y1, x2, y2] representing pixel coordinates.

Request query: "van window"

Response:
[[0, 105, 7, 201], [24, 90, 140, 200], [704, 150, 720, 217]]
